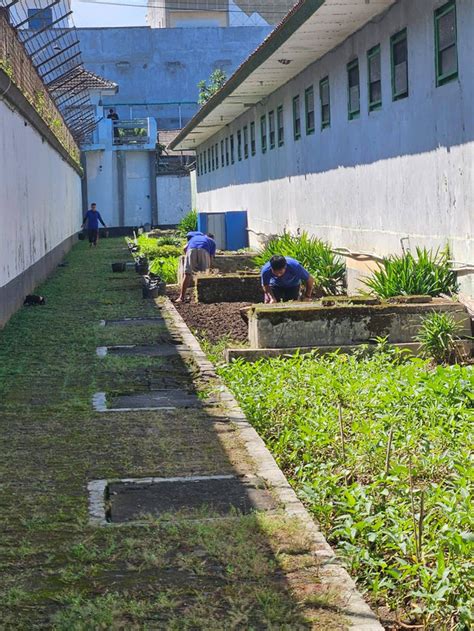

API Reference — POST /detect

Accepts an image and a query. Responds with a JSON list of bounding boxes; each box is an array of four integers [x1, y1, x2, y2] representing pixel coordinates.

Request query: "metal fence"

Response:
[[0, 0, 97, 148]]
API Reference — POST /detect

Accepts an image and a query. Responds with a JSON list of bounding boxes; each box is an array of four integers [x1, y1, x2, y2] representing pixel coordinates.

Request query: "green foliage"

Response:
[[177, 210, 198, 236], [155, 235, 183, 247], [198, 69, 227, 105], [254, 232, 346, 295], [136, 235, 182, 260], [219, 352, 474, 628], [364, 247, 458, 298], [149, 257, 179, 284], [416, 311, 464, 364]]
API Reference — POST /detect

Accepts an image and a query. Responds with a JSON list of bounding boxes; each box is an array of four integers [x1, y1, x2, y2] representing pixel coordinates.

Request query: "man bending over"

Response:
[[176, 233, 216, 302], [261, 255, 314, 303]]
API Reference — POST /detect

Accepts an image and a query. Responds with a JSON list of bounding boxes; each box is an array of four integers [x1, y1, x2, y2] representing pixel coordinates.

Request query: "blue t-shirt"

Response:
[[83, 210, 105, 230], [261, 257, 310, 288], [187, 234, 216, 256], [187, 231, 204, 239]]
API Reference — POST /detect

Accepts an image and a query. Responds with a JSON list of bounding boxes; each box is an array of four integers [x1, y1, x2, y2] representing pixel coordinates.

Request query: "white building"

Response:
[[171, 0, 474, 297]]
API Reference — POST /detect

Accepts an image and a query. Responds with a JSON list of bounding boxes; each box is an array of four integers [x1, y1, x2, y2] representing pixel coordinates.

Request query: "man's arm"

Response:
[[302, 275, 314, 300], [81, 212, 88, 229], [262, 285, 277, 304], [97, 213, 107, 228]]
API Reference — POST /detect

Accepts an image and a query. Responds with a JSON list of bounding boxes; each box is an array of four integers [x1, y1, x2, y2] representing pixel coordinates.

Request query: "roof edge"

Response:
[[168, 0, 325, 151]]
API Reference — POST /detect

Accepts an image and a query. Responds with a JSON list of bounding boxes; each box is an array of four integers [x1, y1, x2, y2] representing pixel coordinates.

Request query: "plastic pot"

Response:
[[78, 232, 85, 241], [111, 262, 126, 273]]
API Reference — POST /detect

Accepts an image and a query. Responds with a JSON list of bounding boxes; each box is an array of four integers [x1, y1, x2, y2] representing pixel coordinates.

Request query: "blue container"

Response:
[[197, 211, 248, 251]]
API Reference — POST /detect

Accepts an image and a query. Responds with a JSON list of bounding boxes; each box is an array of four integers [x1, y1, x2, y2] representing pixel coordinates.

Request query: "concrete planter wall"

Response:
[[178, 254, 258, 285], [195, 274, 262, 304], [248, 300, 471, 349]]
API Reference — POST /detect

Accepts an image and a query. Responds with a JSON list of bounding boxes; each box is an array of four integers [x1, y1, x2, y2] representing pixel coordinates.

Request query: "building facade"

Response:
[[172, 0, 473, 296]]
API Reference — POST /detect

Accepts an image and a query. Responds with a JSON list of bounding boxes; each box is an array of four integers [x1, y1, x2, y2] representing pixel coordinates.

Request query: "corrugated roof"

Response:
[[49, 68, 118, 95], [170, 0, 396, 151]]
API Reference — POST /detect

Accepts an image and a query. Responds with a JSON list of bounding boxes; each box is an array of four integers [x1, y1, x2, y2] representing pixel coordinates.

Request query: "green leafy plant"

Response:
[[254, 231, 346, 295], [364, 247, 458, 298], [177, 210, 198, 236], [416, 311, 464, 364], [136, 235, 182, 260], [149, 257, 179, 284], [198, 69, 227, 105]]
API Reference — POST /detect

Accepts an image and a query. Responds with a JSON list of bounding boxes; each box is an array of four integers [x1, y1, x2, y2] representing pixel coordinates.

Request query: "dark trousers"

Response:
[[88, 229, 99, 244], [272, 285, 300, 302]]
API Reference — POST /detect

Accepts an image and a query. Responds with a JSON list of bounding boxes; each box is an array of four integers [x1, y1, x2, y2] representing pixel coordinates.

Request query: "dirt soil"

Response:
[[168, 287, 251, 343]]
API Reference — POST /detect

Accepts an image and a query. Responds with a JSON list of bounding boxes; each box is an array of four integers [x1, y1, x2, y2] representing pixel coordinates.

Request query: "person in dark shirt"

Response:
[[176, 233, 216, 302], [261, 255, 314, 303], [81, 203, 107, 248], [107, 109, 120, 140]]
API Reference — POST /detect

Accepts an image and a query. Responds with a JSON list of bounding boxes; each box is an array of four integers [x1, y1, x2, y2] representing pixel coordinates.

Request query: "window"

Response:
[[221, 140, 225, 167], [225, 137, 229, 166], [243, 125, 249, 159], [250, 121, 256, 155], [391, 29, 408, 100], [319, 77, 330, 128], [260, 115, 267, 153], [367, 45, 382, 111], [215, 143, 219, 169], [28, 7, 52, 30], [237, 130, 242, 161], [230, 134, 235, 164], [435, 1, 458, 86], [207, 148, 211, 173], [293, 95, 301, 140], [277, 106, 284, 146], [211, 145, 215, 171], [268, 111, 275, 149], [196, 155, 200, 176], [347, 59, 360, 119], [305, 87, 315, 134]]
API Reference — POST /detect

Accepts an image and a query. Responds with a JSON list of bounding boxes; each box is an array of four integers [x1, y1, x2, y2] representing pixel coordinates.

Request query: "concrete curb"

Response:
[[162, 297, 384, 631]]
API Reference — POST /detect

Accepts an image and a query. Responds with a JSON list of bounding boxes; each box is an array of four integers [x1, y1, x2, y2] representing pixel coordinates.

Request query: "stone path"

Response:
[[0, 238, 382, 629]]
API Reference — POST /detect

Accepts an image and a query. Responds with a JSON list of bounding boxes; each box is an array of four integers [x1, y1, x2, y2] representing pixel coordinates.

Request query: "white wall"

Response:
[[195, 0, 474, 294], [0, 101, 82, 289], [157, 175, 192, 225]]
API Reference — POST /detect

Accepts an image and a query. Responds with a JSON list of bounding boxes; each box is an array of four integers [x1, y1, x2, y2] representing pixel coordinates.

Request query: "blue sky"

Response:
[[71, 0, 146, 27]]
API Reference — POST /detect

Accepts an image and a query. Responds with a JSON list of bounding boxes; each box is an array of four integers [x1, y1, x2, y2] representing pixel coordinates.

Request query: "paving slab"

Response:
[[100, 316, 165, 326], [96, 344, 190, 358], [103, 475, 277, 523], [93, 390, 201, 412]]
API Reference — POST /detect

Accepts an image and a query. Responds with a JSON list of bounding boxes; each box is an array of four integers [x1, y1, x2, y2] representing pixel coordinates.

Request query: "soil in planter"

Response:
[[168, 288, 250, 343]]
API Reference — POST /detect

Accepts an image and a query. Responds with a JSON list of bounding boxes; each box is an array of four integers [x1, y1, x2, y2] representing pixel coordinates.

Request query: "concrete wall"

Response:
[[194, 0, 474, 296], [157, 175, 192, 225], [76, 26, 272, 129], [0, 100, 82, 326]]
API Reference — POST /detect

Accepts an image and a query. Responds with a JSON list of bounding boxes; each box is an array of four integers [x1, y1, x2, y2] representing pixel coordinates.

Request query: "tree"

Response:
[[198, 69, 227, 105]]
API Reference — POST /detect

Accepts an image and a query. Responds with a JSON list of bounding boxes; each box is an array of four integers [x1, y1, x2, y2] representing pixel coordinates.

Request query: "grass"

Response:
[[218, 349, 474, 629], [0, 238, 347, 629]]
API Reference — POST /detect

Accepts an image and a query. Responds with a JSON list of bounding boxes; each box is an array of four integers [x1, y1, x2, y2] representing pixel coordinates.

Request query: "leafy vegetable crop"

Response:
[[364, 248, 458, 298], [254, 232, 346, 295], [218, 351, 473, 628], [178, 210, 198, 236]]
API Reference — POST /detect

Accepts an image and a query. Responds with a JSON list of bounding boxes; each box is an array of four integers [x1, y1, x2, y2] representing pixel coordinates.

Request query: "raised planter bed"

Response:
[[247, 298, 471, 349], [178, 253, 257, 285], [195, 273, 262, 304]]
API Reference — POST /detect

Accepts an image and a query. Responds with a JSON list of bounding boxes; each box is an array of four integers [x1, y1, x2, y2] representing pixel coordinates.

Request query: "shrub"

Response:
[[149, 257, 179, 284], [136, 235, 182, 260], [364, 247, 458, 298], [416, 311, 464, 364], [177, 210, 198, 236], [254, 231, 346, 295]]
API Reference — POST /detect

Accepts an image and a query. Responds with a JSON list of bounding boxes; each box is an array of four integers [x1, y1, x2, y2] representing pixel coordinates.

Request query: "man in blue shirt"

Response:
[[176, 233, 217, 302], [261, 255, 314, 303], [81, 203, 107, 248]]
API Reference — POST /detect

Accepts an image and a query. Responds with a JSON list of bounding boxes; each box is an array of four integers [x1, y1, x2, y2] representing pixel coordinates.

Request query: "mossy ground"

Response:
[[0, 238, 347, 630]]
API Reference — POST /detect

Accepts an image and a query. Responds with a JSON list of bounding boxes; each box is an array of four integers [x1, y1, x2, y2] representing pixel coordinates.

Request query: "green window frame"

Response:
[[292, 95, 301, 140], [260, 115, 267, 153], [435, 1, 458, 86], [367, 45, 382, 111], [243, 125, 249, 159], [250, 121, 256, 155], [268, 110, 275, 149], [230, 134, 235, 164], [347, 59, 360, 120], [391, 29, 408, 100], [304, 86, 315, 134], [319, 76, 330, 129], [277, 105, 284, 146], [225, 137, 229, 166], [237, 130, 242, 161]]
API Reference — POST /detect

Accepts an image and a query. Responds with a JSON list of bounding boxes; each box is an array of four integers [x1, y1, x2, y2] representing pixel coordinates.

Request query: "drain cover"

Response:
[[96, 344, 189, 357], [100, 316, 165, 327], [106, 475, 276, 522], [111, 390, 200, 410]]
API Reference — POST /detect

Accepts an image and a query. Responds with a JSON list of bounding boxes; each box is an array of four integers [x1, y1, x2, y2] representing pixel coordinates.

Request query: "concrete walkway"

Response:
[[0, 238, 382, 629]]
